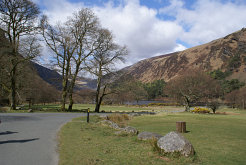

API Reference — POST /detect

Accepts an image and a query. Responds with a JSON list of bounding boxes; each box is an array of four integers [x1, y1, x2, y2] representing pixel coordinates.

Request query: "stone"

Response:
[[129, 113, 141, 117], [138, 132, 163, 140], [100, 120, 121, 130], [157, 131, 195, 157], [99, 115, 109, 120], [28, 109, 33, 113], [123, 126, 138, 135]]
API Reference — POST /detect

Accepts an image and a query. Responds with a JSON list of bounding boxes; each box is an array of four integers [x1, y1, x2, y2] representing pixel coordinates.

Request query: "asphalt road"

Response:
[[0, 113, 83, 165]]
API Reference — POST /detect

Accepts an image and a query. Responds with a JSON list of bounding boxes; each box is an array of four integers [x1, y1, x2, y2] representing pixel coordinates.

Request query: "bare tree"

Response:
[[41, 16, 77, 111], [165, 70, 221, 111], [66, 9, 100, 111], [86, 29, 128, 112], [41, 8, 102, 111], [0, 0, 40, 109], [225, 87, 246, 109]]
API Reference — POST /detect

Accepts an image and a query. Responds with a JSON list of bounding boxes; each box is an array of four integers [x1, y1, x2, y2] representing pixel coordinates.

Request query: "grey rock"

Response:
[[157, 131, 195, 157], [129, 113, 141, 117], [114, 130, 127, 135], [123, 126, 138, 135], [99, 115, 108, 119], [28, 109, 33, 113], [138, 132, 163, 140], [100, 120, 121, 130]]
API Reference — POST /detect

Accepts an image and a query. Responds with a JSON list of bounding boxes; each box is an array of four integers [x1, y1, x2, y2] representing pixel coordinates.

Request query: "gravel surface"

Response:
[[0, 113, 83, 165]]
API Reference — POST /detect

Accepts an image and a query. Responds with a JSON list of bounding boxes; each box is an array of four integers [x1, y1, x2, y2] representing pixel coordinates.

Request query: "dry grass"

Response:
[[0, 106, 9, 112], [107, 113, 130, 127]]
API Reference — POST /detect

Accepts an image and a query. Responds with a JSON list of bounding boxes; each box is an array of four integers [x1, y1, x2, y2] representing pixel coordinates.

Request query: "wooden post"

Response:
[[87, 108, 90, 123], [176, 121, 186, 133]]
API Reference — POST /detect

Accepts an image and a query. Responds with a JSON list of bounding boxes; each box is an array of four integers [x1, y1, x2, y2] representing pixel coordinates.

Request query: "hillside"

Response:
[[32, 63, 97, 90], [32, 62, 63, 90], [117, 28, 246, 82]]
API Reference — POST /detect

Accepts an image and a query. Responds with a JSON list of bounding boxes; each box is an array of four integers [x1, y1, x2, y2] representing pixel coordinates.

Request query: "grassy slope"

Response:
[[58, 109, 246, 165]]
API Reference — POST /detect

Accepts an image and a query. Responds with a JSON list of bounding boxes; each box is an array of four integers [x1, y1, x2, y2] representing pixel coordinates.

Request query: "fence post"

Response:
[[176, 121, 186, 133], [87, 108, 90, 123]]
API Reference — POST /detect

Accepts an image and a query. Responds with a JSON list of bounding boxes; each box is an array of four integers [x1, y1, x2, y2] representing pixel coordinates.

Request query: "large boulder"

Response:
[[138, 132, 163, 140], [157, 131, 195, 157]]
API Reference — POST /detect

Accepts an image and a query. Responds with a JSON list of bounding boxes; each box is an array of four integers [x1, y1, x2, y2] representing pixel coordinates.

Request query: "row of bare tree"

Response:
[[40, 9, 127, 112], [0, 0, 127, 112]]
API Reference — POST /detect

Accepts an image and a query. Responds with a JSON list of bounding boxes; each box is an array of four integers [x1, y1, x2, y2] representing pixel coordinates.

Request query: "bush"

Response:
[[191, 107, 210, 114], [107, 113, 130, 127]]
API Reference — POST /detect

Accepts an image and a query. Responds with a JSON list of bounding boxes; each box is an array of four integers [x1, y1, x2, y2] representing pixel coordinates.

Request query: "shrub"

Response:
[[107, 113, 130, 127], [191, 107, 210, 114]]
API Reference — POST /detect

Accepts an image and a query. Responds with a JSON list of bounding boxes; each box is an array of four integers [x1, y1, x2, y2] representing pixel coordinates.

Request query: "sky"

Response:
[[35, 0, 246, 68]]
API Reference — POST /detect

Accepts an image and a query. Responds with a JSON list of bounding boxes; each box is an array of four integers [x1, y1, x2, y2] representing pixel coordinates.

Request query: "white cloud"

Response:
[[41, 0, 84, 25], [39, 0, 184, 66], [160, 0, 246, 46], [39, 0, 246, 68], [173, 44, 187, 52], [93, 0, 183, 63]]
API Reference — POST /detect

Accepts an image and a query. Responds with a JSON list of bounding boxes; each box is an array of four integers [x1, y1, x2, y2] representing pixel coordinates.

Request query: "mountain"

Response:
[[32, 62, 63, 90], [32, 63, 97, 90], [116, 28, 246, 83]]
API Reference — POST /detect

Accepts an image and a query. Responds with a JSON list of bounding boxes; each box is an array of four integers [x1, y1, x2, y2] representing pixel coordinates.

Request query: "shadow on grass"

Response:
[[0, 138, 39, 144]]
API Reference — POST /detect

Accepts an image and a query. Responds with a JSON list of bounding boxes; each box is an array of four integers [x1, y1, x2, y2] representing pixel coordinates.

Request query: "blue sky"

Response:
[[35, 0, 246, 67]]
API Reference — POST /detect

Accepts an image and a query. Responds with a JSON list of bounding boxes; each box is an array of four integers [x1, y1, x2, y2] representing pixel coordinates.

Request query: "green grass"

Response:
[[58, 110, 246, 165], [130, 112, 246, 165], [58, 116, 167, 165]]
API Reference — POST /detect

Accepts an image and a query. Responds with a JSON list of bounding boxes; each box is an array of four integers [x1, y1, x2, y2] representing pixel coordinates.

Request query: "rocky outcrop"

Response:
[[157, 131, 195, 157]]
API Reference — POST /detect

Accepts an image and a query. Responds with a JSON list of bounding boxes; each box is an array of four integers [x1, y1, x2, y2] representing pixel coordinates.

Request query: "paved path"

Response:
[[0, 113, 83, 165]]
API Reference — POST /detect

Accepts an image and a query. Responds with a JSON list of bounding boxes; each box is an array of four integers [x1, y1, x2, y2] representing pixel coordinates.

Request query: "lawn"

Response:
[[58, 109, 246, 165]]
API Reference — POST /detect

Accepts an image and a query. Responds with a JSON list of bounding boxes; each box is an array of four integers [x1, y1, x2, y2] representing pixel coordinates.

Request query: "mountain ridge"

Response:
[[115, 28, 246, 83]]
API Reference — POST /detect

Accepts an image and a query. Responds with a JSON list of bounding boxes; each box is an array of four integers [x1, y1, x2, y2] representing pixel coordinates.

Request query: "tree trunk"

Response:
[[95, 75, 102, 113], [10, 66, 16, 110], [67, 65, 80, 111], [61, 74, 69, 111], [68, 93, 73, 111], [95, 90, 100, 113], [185, 104, 190, 111], [61, 89, 67, 111], [60, 57, 70, 111], [95, 87, 106, 113], [95, 102, 100, 113], [184, 97, 190, 111]]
